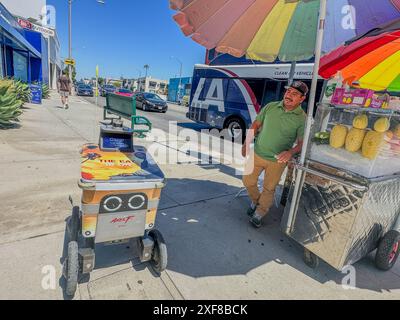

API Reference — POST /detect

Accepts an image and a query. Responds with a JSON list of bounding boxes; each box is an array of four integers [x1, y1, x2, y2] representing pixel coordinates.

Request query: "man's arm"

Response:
[[241, 120, 262, 157], [276, 138, 303, 164]]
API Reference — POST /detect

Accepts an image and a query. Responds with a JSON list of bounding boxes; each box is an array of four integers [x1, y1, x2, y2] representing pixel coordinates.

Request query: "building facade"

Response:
[[168, 77, 192, 103], [0, 2, 42, 82], [0, 0, 62, 88], [136, 76, 168, 96]]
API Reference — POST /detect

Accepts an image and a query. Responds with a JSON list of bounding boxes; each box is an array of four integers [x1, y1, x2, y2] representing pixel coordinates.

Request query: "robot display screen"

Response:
[[102, 134, 133, 152]]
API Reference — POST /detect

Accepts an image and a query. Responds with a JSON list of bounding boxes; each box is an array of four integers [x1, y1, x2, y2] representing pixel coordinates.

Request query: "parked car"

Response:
[[74, 81, 84, 91], [76, 84, 94, 96], [101, 84, 116, 96], [135, 92, 168, 113], [115, 88, 133, 97]]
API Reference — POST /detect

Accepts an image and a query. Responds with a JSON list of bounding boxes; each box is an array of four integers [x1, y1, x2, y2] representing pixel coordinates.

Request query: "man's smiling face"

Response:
[[284, 87, 306, 110]]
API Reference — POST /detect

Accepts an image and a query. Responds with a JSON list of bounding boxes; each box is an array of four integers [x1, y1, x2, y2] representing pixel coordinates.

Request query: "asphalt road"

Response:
[[82, 95, 210, 134]]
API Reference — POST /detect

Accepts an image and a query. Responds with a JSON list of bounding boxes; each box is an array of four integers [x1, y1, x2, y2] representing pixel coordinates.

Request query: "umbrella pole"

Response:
[[285, 0, 327, 234], [288, 61, 297, 85]]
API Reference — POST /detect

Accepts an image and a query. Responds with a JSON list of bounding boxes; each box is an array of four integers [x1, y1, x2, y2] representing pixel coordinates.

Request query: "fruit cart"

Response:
[[63, 119, 167, 297], [282, 102, 400, 271]]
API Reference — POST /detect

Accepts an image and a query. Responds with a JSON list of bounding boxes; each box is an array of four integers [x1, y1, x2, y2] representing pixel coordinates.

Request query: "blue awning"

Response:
[[0, 6, 41, 58]]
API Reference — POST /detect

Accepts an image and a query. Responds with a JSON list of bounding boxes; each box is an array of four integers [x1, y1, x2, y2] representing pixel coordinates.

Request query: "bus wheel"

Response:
[[225, 117, 245, 142]]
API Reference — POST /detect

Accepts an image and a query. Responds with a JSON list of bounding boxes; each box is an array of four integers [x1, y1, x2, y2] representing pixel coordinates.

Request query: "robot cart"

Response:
[[63, 117, 166, 297]]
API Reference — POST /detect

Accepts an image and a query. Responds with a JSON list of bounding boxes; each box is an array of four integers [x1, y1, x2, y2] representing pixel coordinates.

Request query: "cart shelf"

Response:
[[322, 103, 399, 115], [308, 104, 400, 179]]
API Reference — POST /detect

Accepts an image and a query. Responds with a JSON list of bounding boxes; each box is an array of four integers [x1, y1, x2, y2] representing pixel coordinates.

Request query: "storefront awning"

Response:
[[0, 5, 41, 58]]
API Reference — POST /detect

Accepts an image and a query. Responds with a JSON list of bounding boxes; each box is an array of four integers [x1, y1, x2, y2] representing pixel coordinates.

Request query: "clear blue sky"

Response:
[[47, 0, 205, 80]]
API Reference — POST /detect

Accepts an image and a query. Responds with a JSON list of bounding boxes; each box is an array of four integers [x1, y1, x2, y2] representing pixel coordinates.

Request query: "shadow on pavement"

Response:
[[59, 178, 400, 297]]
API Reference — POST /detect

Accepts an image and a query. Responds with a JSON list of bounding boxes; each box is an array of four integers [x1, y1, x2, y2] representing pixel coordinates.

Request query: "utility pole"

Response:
[[171, 56, 183, 103], [144, 64, 149, 92], [68, 0, 72, 83], [178, 60, 182, 102], [136, 69, 142, 92]]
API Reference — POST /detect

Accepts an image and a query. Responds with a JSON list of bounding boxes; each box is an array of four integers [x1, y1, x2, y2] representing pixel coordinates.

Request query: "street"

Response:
[[82, 95, 210, 134]]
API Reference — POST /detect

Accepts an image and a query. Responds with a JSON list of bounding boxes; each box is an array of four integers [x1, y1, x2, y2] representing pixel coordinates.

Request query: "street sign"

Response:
[[64, 59, 75, 66], [17, 18, 55, 38], [95, 66, 99, 98]]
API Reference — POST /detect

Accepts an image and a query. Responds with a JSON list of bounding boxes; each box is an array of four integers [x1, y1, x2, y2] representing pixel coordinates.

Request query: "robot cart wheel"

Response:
[[375, 230, 400, 271], [303, 248, 319, 269], [67, 206, 80, 242], [64, 241, 80, 297], [149, 229, 168, 273]]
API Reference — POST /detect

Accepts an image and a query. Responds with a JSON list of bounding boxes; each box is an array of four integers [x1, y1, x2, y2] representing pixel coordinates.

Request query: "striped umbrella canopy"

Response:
[[320, 19, 400, 91], [170, 0, 400, 63]]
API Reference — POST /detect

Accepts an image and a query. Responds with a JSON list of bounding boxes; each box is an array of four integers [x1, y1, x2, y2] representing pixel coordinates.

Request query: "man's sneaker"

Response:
[[246, 202, 257, 217], [65, 104, 69, 109], [250, 214, 262, 228]]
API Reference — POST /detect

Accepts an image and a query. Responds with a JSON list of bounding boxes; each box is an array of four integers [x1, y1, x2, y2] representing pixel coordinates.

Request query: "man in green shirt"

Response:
[[242, 81, 308, 228]]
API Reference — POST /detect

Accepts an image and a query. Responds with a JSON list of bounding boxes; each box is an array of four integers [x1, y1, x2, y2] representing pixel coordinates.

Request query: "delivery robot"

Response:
[[63, 119, 166, 297]]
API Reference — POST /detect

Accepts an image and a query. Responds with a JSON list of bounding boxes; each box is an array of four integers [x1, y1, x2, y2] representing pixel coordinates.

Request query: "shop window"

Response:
[[13, 51, 28, 83]]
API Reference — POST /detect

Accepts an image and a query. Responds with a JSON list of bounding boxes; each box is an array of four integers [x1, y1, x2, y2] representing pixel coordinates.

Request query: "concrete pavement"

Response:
[[0, 92, 399, 300]]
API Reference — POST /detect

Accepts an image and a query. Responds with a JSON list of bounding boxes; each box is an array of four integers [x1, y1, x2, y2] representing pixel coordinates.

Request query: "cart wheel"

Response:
[[64, 241, 79, 297], [375, 230, 400, 271], [68, 206, 80, 242], [149, 230, 167, 273], [303, 248, 319, 269]]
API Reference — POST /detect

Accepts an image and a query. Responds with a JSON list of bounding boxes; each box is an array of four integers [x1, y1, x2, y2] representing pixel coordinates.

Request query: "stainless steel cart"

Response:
[[282, 104, 400, 271]]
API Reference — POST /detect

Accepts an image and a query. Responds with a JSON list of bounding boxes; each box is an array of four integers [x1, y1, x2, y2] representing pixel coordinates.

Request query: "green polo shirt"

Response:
[[254, 101, 306, 162]]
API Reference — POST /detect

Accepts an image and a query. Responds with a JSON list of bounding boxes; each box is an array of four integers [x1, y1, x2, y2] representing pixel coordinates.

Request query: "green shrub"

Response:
[[0, 79, 23, 128], [42, 83, 50, 99], [11, 80, 31, 103]]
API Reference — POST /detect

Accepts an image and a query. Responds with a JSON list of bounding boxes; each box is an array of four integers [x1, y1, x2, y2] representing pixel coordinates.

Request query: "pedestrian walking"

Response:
[[57, 70, 72, 109], [242, 81, 308, 228]]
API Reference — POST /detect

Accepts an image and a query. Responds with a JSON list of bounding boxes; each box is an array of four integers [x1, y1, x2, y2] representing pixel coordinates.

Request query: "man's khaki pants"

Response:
[[242, 152, 287, 217]]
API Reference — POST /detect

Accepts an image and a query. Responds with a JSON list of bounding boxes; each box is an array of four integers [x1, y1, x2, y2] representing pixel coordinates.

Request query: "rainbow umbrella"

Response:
[[320, 19, 400, 91], [170, 0, 400, 63], [170, 0, 400, 234]]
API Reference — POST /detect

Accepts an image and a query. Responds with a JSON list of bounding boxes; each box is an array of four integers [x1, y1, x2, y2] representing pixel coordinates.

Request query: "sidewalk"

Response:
[[0, 92, 399, 299]]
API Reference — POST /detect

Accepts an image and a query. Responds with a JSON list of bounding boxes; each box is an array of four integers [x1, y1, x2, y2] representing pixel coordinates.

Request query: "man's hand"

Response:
[[276, 150, 293, 164], [241, 120, 262, 158], [242, 144, 250, 158]]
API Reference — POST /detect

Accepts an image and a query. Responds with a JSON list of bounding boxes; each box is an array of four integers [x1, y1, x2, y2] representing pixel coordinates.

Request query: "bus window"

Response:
[[225, 79, 265, 105], [261, 81, 280, 107], [245, 79, 265, 105]]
